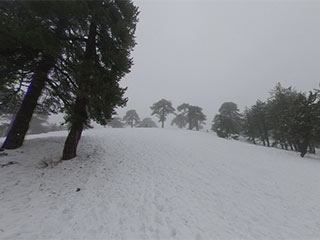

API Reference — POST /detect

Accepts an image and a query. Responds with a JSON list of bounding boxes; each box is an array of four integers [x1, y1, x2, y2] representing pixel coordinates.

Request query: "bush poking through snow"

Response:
[[38, 157, 59, 168]]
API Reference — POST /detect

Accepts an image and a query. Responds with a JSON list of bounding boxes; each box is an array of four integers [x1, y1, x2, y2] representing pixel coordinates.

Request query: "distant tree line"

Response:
[[0, 114, 67, 137], [107, 110, 157, 128], [150, 99, 207, 130], [112, 99, 207, 130], [212, 83, 320, 157]]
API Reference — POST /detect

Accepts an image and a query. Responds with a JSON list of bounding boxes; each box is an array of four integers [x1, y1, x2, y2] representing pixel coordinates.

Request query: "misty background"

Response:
[[57, 0, 320, 127]]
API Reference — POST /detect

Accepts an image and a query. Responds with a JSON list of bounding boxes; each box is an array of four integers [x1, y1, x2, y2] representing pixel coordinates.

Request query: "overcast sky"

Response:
[[114, 0, 320, 127]]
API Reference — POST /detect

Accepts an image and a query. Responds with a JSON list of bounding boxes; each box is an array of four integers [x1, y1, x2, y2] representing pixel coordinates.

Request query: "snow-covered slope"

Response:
[[1, 128, 320, 239]]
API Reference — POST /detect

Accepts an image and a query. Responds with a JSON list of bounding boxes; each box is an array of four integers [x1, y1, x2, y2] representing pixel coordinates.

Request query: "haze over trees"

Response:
[[243, 100, 270, 146], [123, 109, 140, 128], [150, 99, 175, 128], [107, 117, 125, 128], [176, 103, 207, 131], [171, 114, 188, 129], [138, 117, 157, 128], [214, 83, 320, 158]]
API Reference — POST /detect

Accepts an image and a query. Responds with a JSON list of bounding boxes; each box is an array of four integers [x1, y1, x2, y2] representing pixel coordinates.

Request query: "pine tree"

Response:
[[171, 114, 188, 129], [245, 83, 319, 157], [107, 117, 124, 128], [123, 110, 140, 128], [0, 1, 88, 149], [62, 1, 139, 160], [176, 103, 206, 130], [138, 118, 157, 128], [243, 107, 259, 144], [150, 99, 175, 128], [1, 1, 139, 158], [212, 102, 242, 138]]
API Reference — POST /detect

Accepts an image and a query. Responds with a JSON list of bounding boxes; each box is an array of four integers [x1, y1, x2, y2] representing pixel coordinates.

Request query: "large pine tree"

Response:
[[123, 110, 140, 128], [62, 1, 139, 160], [150, 99, 175, 128], [0, 1, 88, 149], [176, 103, 206, 130], [212, 102, 242, 138]]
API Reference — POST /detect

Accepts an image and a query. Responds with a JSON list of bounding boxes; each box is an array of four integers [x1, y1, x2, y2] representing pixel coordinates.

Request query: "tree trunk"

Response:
[[62, 97, 87, 160], [61, 22, 97, 160], [293, 142, 299, 152], [265, 135, 270, 147], [188, 117, 192, 130], [262, 121, 270, 147], [2, 56, 55, 149], [161, 121, 164, 128], [309, 144, 316, 154], [257, 126, 265, 146], [195, 121, 199, 131], [300, 137, 310, 158], [289, 142, 294, 151]]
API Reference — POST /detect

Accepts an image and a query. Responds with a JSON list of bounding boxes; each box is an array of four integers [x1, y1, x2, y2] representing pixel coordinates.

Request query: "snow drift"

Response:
[[1, 128, 320, 239]]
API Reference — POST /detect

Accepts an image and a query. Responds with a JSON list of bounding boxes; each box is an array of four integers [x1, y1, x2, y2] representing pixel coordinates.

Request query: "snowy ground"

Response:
[[1, 128, 320, 239]]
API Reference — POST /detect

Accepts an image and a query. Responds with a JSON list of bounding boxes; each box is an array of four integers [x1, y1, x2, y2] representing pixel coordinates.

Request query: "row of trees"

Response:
[[115, 99, 207, 130], [150, 99, 207, 130], [108, 112, 157, 128], [212, 83, 320, 157], [0, 1, 139, 160]]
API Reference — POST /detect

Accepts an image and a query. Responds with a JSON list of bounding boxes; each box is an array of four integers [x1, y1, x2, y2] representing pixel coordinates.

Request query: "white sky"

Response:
[[114, 0, 320, 127]]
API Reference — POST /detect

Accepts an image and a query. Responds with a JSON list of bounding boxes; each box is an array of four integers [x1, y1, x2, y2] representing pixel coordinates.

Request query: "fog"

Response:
[[113, 0, 320, 127]]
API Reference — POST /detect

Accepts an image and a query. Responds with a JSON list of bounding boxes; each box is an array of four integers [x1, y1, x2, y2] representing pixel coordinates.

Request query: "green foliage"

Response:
[[0, 1, 81, 114], [212, 102, 242, 138], [61, 1, 139, 128], [1, 0, 139, 129], [243, 100, 270, 146], [241, 83, 320, 157]]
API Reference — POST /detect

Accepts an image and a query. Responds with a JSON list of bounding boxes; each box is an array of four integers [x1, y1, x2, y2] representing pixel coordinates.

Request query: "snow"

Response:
[[1, 128, 320, 239]]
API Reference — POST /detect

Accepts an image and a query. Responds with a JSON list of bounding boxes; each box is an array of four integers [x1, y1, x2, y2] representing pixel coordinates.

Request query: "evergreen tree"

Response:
[[267, 84, 303, 151], [150, 99, 175, 128], [176, 103, 206, 130], [287, 91, 317, 157], [243, 107, 259, 144], [0, 1, 88, 149], [123, 110, 140, 128], [138, 118, 157, 128], [1, 1, 139, 158], [171, 114, 188, 129], [107, 117, 124, 128], [212, 102, 242, 138], [62, 1, 139, 160], [243, 100, 270, 146], [242, 83, 320, 157]]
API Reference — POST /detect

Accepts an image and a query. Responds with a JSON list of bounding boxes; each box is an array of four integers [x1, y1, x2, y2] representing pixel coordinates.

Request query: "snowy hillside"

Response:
[[1, 128, 320, 239]]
